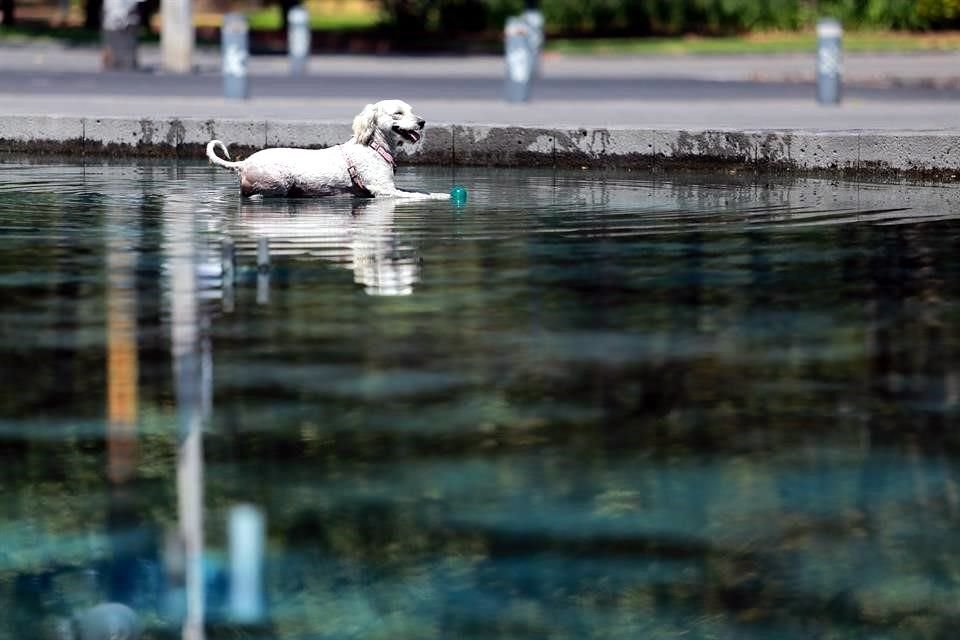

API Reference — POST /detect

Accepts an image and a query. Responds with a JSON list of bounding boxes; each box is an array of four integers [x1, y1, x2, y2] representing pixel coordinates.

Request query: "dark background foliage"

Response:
[[376, 0, 960, 35]]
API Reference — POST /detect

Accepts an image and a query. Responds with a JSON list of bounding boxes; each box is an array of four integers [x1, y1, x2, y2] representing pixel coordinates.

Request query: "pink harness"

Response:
[[341, 130, 395, 197]]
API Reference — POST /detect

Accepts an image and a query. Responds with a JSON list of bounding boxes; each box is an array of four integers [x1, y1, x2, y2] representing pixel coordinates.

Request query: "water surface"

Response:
[[1, 159, 959, 639]]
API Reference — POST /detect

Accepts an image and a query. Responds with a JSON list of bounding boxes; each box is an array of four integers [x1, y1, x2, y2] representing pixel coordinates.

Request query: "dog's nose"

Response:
[[417, 118, 426, 129]]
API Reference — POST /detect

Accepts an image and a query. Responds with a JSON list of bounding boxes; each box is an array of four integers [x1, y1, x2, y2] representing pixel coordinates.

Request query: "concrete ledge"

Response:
[[0, 115, 957, 181], [0, 115, 84, 154]]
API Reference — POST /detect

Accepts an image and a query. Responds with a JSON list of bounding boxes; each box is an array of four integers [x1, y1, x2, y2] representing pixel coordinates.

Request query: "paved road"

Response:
[[4, 44, 960, 82], [10, 67, 960, 101], [1, 44, 959, 129]]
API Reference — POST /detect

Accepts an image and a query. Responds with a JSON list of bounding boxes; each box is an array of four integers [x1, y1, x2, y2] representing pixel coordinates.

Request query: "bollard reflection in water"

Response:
[[105, 212, 139, 486], [221, 237, 236, 313], [228, 504, 266, 624], [167, 205, 208, 640], [256, 236, 270, 304]]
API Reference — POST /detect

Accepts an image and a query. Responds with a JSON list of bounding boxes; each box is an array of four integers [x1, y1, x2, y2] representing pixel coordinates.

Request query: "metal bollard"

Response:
[[522, 9, 544, 78], [504, 16, 533, 102], [816, 18, 842, 105], [287, 5, 310, 76], [222, 13, 249, 100]]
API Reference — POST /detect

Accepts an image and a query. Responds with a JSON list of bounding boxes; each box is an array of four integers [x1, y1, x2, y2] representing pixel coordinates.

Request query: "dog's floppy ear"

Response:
[[352, 103, 378, 145]]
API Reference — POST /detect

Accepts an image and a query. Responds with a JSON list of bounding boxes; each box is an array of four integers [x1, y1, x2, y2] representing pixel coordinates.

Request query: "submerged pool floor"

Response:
[[1, 159, 960, 639]]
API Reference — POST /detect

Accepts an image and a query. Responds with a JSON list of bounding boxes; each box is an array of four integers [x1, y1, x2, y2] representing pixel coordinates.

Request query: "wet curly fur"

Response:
[[206, 99, 448, 200]]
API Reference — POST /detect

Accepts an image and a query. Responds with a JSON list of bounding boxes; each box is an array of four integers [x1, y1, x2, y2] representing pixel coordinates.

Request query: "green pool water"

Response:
[[1, 158, 959, 639]]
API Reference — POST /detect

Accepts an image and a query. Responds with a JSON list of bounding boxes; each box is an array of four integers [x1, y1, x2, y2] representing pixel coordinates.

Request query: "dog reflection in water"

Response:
[[233, 196, 421, 296]]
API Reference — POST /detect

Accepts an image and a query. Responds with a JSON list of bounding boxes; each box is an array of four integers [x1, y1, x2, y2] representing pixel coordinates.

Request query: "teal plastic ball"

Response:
[[450, 185, 468, 203]]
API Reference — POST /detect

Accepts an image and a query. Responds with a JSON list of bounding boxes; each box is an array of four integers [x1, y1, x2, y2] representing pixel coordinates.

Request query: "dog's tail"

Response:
[[206, 140, 244, 170]]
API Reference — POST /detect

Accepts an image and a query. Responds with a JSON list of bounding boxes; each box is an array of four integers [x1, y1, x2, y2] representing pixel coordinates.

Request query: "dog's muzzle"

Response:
[[394, 123, 425, 143]]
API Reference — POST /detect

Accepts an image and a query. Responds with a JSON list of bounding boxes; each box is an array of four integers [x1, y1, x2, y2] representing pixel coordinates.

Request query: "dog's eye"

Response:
[[393, 111, 403, 118]]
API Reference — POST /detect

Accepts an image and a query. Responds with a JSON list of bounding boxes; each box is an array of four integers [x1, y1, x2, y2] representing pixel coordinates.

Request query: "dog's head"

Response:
[[352, 99, 426, 147]]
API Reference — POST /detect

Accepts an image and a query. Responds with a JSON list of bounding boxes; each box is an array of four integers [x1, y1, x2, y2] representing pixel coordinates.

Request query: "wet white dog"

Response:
[[206, 99, 449, 200]]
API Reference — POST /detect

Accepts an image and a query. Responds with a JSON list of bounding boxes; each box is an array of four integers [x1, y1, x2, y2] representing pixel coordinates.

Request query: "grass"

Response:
[[243, 8, 381, 31], [546, 30, 960, 55], [244, 2, 381, 31], [0, 24, 101, 45]]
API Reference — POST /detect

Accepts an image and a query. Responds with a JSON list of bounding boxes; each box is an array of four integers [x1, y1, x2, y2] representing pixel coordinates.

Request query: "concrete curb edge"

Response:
[[1, 115, 958, 181]]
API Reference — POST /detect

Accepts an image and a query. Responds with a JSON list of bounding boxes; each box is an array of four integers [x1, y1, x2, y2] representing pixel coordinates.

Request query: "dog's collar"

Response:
[[340, 145, 373, 197], [370, 130, 395, 169], [339, 130, 395, 197]]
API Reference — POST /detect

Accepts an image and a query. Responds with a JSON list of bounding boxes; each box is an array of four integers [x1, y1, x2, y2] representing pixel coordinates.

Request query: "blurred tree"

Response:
[[438, 0, 492, 33], [1, 0, 14, 26], [379, 0, 432, 33], [278, 0, 299, 31], [917, 0, 960, 26], [373, 0, 960, 36], [86, 0, 103, 30], [137, 0, 159, 34]]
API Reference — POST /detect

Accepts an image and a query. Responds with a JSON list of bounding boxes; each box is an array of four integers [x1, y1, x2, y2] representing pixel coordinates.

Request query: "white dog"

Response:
[[206, 99, 449, 200]]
